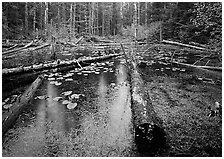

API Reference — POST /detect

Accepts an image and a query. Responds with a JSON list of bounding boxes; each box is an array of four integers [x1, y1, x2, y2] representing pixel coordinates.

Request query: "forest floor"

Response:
[[138, 43, 222, 156], [2, 37, 222, 157]]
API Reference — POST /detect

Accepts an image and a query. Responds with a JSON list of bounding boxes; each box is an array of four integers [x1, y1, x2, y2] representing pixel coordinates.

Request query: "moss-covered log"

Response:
[[125, 48, 166, 155], [2, 75, 44, 136]]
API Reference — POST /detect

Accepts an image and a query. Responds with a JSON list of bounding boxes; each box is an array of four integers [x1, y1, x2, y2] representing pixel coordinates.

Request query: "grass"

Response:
[[140, 63, 222, 157]]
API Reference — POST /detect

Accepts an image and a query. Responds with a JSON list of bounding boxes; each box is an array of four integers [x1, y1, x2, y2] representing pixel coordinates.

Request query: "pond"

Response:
[[2, 58, 136, 157]]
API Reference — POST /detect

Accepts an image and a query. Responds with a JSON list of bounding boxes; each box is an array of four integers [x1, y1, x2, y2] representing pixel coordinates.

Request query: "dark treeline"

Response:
[[2, 2, 222, 48]]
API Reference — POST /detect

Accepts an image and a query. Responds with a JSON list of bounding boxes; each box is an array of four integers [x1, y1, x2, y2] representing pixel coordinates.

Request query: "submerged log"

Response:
[[2, 53, 122, 76], [125, 48, 166, 155], [2, 75, 44, 136]]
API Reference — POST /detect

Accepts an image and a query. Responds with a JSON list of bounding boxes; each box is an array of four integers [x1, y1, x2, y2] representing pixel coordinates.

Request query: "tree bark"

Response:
[[145, 2, 148, 26], [133, 2, 138, 39], [123, 46, 166, 155], [33, 3, 36, 34], [25, 2, 28, 37], [44, 2, 49, 36]]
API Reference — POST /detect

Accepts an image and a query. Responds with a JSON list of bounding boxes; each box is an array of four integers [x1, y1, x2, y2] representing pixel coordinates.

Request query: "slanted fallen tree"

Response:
[[2, 75, 44, 136], [3, 53, 122, 76], [122, 44, 166, 155], [2, 40, 35, 55], [162, 39, 214, 51], [57, 36, 84, 47], [85, 36, 114, 43], [172, 61, 222, 72]]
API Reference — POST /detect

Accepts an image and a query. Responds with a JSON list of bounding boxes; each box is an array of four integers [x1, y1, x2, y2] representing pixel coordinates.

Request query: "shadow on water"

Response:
[[2, 59, 136, 157]]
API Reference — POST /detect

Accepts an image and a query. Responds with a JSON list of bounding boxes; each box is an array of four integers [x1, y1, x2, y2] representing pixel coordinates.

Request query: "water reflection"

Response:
[[70, 62, 133, 156], [3, 60, 134, 157], [45, 82, 66, 133]]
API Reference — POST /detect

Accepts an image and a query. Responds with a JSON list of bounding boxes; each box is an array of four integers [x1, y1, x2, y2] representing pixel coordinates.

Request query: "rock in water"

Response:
[[135, 123, 166, 156]]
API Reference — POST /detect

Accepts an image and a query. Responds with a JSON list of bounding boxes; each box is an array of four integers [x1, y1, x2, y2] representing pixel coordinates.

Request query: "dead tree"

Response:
[[2, 75, 44, 136], [121, 44, 166, 155]]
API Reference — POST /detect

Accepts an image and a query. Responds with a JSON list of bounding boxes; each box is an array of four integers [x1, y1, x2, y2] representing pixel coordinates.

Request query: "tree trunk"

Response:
[[70, 3, 73, 37], [73, 3, 76, 33], [119, 2, 123, 34], [2, 75, 44, 136], [3, 53, 122, 76], [44, 2, 49, 36], [137, 2, 140, 25], [133, 2, 138, 39], [2, 40, 35, 55], [25, 2, 28, 37], [33, 3, 36, 35], [102, 5, 105, 36], [96, 2, 99, 35], [122, 46, 166, 155], [145, 2, 148, 26], [40, 2, 44, 31], [162, 40, 208, 51]]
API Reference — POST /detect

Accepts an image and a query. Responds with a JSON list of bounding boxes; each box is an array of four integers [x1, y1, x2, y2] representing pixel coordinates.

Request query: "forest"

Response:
[[2, 2, 222, 47], [2, 2, 222, 157]]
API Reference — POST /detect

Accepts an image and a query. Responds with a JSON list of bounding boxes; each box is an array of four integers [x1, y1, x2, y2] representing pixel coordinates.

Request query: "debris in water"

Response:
[[65, 78, 73, 81], [53, 97, 63, 101], [62, 100, 71, 105], [180, 69, 186, 72], [71, 94, 80, 99], [50, 81, 57, 85], [48, 73, 54, 77], [67, 102, 78, 109], [3, 104, 13, 109], [57, 77, 64, 80], [55, 82, 62, 86], [34, 95, 47, 100], [48, 78, 55, 81], [62, 91, 72, 96]]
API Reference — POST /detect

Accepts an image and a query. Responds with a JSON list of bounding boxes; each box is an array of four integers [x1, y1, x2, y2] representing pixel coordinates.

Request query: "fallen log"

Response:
[[28, 43, 50, 51], [4, 44, 18, 50], [85, 36, 114, 43], [196, 65, 222, 71], [172, 61, 222, 72], [171, 61, 222, 82], [2, 75, 44, 136], [2, 39, 32, 43], [124, 48, 166, 155], [57, 36, 83, 47], [2, 53, 122, 76], [162, 39, 211, 51], [2, 40, 35, 55], [75, 36, 84, 45]]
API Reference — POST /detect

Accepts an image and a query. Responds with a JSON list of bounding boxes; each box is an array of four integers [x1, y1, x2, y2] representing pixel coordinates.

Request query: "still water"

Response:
[[2, 58, 136, 157]]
